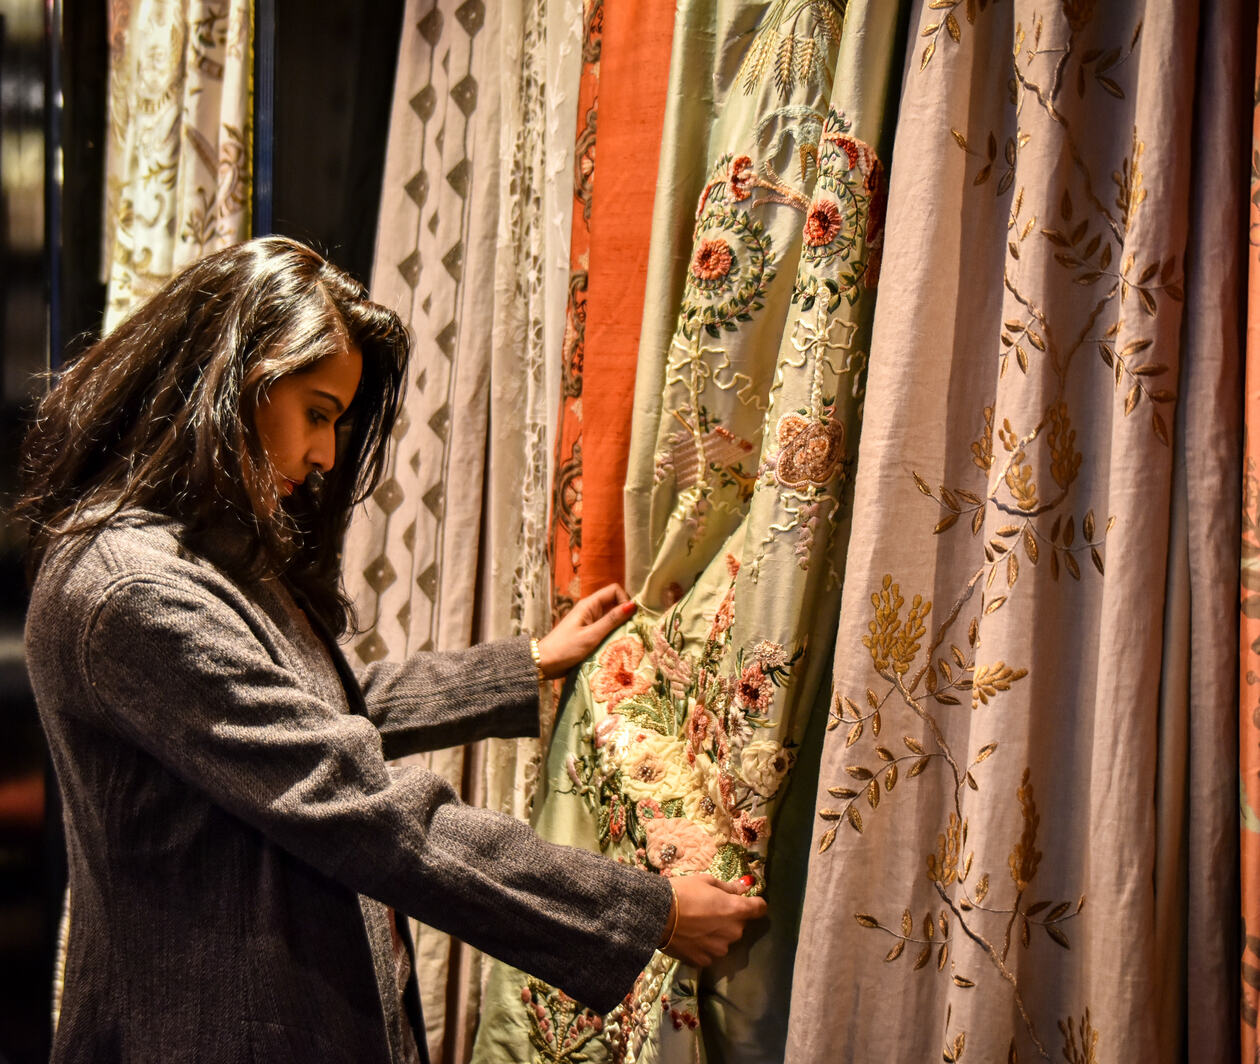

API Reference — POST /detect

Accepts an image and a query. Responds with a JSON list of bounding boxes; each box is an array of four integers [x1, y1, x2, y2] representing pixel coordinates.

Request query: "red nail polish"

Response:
[[738, 874, 755, 889]]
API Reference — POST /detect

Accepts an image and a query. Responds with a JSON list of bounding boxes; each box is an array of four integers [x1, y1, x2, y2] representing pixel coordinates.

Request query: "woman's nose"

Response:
[[309, 429, 336, 473]]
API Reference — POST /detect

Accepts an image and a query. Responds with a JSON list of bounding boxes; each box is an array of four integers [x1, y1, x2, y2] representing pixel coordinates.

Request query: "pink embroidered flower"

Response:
[[643, 816, 719, 876], [591, 637, 651, 709], [725, 553, 741, 580], [712, 592, 736, 637], [732, 811, 768, 848], [593, 713, 623, 749], [735, 663, 774, 713], [774, 413, 845, 489], [685, 705, 714, 752], [637, 797, 664, 821], [728, 154, 754, 200], [691, 237, 734, 282], [651, 628, 693, 696], [803, 199, 843, 248]]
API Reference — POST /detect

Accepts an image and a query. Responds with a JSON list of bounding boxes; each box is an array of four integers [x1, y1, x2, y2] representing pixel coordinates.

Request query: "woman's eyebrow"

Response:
[[310, 388, 347, 414]]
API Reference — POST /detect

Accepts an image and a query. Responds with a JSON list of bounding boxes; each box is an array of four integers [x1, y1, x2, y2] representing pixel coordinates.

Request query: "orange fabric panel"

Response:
[[1241, 15, 1260, 1058], [578, 0, 676, 597]]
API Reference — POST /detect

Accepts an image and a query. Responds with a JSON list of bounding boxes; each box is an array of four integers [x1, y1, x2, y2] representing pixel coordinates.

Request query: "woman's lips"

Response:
[[281, 477, 300, 495]]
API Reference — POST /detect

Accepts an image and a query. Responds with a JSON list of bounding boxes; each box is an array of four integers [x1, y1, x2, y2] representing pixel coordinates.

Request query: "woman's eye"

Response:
[[308, 410, 328, 426]]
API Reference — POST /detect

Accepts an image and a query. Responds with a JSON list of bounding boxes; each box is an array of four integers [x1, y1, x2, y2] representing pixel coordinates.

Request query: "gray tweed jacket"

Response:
[[25, 511, 671, 1063]]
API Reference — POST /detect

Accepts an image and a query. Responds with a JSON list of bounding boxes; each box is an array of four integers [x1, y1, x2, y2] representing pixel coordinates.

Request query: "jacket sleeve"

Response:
[[81, 574, 671, 1013], [356, 638, 541, 760]]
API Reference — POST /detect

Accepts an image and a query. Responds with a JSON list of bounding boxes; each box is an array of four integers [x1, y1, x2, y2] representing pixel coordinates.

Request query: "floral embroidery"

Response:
[[803, 199, 843, 246], [559, 557, 804, 890], [733, 0, 845, 99], [521, 979, 604, 1062], [678, 198, 775, 340], [643, 816, 719, 875], [690, 237, 736, 284], [590, 637, 652, 709], [771, 412, 846, 488]]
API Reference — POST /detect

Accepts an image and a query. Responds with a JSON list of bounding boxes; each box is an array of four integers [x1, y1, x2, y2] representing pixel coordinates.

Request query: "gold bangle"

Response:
[[528, 636, 546, 684], [659, 879, 679, 951]]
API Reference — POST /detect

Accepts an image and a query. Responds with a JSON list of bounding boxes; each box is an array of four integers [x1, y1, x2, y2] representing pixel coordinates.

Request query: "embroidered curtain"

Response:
[[341, 0, 583, 1058], [102, 0, 252, 332], [472, 1, 906, 1060], [787, 2, 1243, 1062]]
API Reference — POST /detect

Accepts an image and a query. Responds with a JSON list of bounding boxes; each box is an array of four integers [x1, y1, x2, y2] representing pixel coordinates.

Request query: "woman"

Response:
[[18, 237, 765, 1063]]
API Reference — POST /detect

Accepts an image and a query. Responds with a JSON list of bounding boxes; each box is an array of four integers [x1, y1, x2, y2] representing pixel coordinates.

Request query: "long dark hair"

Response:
[[15, 236, 408, 635]]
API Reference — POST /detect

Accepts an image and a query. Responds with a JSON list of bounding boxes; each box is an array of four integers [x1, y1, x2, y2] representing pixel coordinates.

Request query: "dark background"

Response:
[[0, 2, 402, 1058]]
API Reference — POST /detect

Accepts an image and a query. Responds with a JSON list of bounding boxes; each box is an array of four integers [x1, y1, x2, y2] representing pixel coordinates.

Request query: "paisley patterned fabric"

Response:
[[102, 0, 251, 332], [788, 2, 1242, 1061], [471, 2, 907, 1060]]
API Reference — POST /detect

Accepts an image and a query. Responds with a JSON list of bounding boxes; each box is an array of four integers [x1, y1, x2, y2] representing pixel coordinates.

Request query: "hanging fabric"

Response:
[[549, 0, 602, 618], [342, 5, 504, 1056], [573, 0, 676, 600], [472, 2, 906, 1060], [101, 0, 252, 332], [1242, 11, 1260, 1060], [342, 0, 584, 1058], [787, 2, 1243, 1061]]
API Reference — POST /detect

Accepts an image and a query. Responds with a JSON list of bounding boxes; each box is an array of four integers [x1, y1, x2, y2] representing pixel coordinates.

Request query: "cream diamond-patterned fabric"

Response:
[[342, 1, 583, 1059]]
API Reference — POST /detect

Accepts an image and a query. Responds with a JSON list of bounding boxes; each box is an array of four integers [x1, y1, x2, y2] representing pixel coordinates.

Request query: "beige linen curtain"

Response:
[[787, 1, 1243, 1061], [102, 0, 252, 332]]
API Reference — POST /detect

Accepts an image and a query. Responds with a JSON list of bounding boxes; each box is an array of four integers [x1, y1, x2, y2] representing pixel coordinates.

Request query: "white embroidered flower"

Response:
[[739, 739, 794, 798], [751, 640, 787, 670], [681, 766, 734, 840], [611, 727, 696, 802], [725, 701, 755, 747]]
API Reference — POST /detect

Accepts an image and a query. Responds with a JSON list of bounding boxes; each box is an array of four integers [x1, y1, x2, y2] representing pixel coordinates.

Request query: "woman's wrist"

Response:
[[527, 636, 547, 684], [658, 878, 679, 951]]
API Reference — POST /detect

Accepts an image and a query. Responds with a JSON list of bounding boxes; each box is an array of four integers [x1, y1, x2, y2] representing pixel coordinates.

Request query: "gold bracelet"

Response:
[[659, 879, 679, 951], [528, 636, 546, 684]]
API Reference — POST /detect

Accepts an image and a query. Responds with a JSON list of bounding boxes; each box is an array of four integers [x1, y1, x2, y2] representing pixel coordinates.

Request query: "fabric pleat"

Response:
[[786, 2, 1241, 1061], [101, 0, 252, 331]]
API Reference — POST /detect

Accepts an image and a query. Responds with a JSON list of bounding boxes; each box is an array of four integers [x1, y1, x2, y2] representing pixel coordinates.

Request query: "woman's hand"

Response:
[[660, 874, 767, 968], [535, 584, 638, 679]]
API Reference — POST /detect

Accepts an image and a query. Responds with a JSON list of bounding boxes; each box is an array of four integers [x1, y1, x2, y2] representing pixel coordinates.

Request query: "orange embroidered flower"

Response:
[[644, 816, 719, 876], [803, 199, 843, 247], [691, 237, 734, 282], [728, 155, 754, 200], [712, 592, 736, 637], [591, 637, 650, 709]]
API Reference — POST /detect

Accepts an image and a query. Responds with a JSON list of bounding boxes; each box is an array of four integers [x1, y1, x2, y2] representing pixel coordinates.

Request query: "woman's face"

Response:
[[254, 344, 363, 498]]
